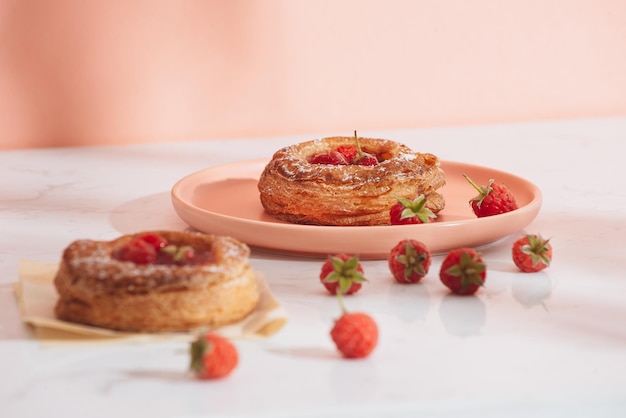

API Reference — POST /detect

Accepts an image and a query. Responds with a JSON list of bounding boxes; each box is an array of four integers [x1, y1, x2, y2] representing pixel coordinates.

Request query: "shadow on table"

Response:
[[108, 191, 189, 234]]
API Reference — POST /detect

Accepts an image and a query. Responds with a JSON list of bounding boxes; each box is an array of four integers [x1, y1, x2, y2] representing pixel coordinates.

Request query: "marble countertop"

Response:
[[2, 117, 626, 417]]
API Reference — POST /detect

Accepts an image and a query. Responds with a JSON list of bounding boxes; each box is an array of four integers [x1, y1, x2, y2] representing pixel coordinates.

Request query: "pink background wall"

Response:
[[1, 0, 625, 150]]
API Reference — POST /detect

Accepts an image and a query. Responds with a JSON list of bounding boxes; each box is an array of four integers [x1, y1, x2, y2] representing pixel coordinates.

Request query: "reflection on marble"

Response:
[[438, 295, 487, 337], [511, 273, 554, 310]]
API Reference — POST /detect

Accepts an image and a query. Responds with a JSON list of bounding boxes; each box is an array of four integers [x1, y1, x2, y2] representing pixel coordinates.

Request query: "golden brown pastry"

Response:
[[257, 136, 446, 226], [54, 230, 260, 333]]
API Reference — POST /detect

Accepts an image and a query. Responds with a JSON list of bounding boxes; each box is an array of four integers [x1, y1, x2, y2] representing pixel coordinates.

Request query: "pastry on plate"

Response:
[[257, 135, 446, 226], [53, 230, 260, 332]]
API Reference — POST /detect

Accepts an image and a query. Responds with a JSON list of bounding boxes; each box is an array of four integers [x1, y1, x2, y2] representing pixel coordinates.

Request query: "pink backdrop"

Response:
[[1, 0, 625, 149]]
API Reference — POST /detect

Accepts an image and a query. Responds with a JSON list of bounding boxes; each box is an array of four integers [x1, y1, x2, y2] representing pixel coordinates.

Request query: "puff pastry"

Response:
[[53, 230, 260, 332], [257, 136, 446, 226]]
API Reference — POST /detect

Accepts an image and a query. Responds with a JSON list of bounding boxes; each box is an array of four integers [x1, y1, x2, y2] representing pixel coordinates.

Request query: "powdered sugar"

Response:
[[257, 136, 446, 226], [62, 233, 250, 292]]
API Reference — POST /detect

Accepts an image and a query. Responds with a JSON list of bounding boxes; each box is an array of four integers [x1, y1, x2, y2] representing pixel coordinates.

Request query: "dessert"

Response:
[[53, 230, 260, 332], [257, 135, 446, 226]]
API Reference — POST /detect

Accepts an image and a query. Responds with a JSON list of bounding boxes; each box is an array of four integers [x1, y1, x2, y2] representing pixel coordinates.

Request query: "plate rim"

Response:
[[171, 158, 542, 257]]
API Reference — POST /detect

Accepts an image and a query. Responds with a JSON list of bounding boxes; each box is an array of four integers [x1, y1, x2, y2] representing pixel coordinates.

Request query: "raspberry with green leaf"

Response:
[[189, 331, 238, 380], [463, 174, 518, 218], [512, 233, 553, 272], [389, 195, 436, 225], [319, 253, 366, 295], [439, 247, 487, 295], [388, 239, 431, 283]]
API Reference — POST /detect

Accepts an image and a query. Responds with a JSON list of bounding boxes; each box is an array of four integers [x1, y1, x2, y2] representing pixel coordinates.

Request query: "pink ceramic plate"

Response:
[[171, 159, 542, 258]]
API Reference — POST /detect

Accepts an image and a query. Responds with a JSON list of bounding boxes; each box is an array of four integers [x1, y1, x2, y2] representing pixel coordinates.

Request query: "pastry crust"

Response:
[[257, 136, 446, 226], [53, 230, 260, 332]]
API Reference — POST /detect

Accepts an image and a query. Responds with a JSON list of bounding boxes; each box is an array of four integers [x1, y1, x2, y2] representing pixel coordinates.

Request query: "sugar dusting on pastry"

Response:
[[53, 230, 260, 332], [257, 136, 446, 226]]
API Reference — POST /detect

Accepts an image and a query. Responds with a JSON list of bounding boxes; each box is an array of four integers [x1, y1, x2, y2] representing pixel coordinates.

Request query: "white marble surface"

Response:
[[1, 117, 626, 418]]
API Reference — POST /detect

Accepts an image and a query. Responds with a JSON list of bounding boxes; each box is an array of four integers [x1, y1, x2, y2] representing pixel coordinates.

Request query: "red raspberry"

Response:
[[353, 153, 378, 166], [336, 145, 358, 162], [309, 151, 348, 165], [388, 239, 431, 283], [512, 234, 553, 272], [190, 332, 238, 379], [464, 174, 518, 218], [439, 247, 486, 295], [319, 254, 366, 295], [136, 233, 168, 250], [331, 312, 378, 358], [352, 131, 378, 165], [116, 237, 158, 264], [389, 195, 436, 225]]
